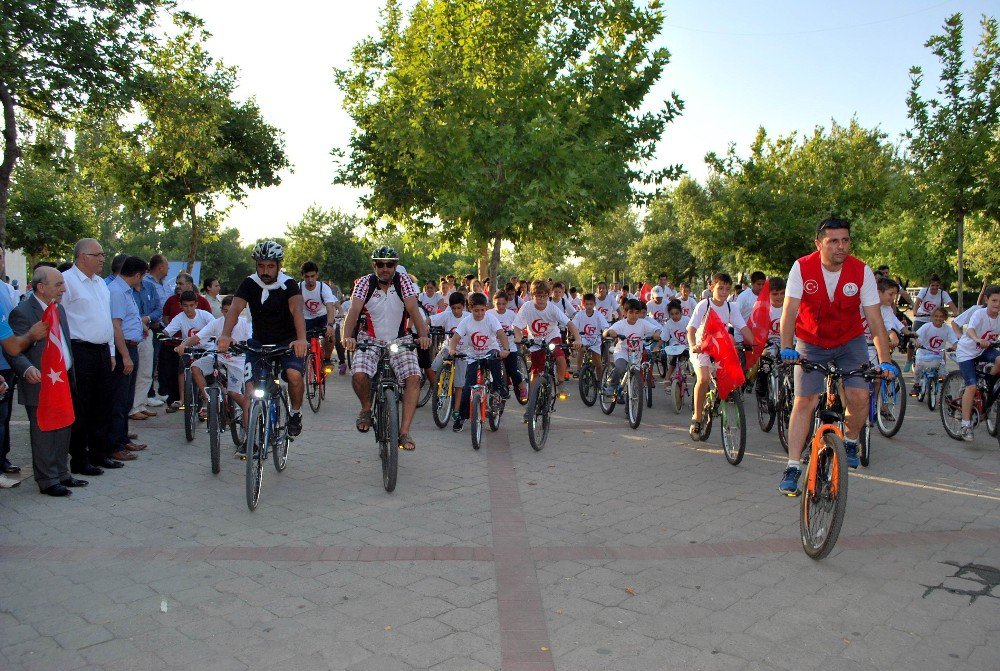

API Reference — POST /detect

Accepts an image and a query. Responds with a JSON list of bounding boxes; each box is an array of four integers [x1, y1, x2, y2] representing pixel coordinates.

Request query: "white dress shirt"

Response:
[[61, 264, 114, 347]]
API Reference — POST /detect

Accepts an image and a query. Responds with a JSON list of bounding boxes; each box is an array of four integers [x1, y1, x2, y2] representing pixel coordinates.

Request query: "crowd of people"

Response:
[[1, 221, 997, 498]]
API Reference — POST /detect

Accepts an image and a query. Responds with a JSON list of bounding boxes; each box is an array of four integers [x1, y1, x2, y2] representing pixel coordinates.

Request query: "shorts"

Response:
[[353, 335, 421, 381], [529, 337, 565, 375], [958, 348, 1000, 386], [417, 340, 433, 369], [245, 338, 305, 381], [430, 347, 467, 385], [305, 315, 328, 332], [192, 353, 247, 393], [794, 336, 870, 397]]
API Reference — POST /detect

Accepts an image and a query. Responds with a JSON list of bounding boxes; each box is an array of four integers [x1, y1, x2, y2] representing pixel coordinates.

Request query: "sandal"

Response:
[[198, 407, 208, 421], [399, 434, 416, 451], [356, 410, 373, 433]]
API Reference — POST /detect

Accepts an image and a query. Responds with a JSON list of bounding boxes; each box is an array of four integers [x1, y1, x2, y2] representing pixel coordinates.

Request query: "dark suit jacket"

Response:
[[8, 297, 74, 407]]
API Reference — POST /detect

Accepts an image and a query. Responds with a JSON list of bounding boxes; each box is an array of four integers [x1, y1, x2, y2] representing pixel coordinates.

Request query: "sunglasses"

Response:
[[374, 260, 397, 269]]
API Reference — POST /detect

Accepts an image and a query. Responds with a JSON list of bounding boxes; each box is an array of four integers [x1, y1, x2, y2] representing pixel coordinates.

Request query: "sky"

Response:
[[177, 0, 997, 243]]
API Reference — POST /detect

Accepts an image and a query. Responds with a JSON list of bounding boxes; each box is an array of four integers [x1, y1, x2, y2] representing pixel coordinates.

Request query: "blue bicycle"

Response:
[[913, 349, 952, 412]]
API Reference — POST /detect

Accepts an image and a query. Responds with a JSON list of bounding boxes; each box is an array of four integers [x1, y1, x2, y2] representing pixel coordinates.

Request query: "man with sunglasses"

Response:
[[777, 218, 896, 495], [342, 246, 430, 452]]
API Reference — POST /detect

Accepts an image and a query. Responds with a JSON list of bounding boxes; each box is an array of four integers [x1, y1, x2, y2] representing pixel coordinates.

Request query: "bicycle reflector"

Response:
[[253, 388, 266, 398], [548, 342, 557, 351]]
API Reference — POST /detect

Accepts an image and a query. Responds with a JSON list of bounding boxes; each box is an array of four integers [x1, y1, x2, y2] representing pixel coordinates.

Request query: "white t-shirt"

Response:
[[676, 296, 697, 318], [488, 308, 517, 351], [733, 289, 764, 342], [689, 298, 747, 347], [914, 288, 953, 318], [455, 313, 503, 357], [662, 316, 690, 346], [916, 322, 958, 355], [351, 272, 419, 341], [594, 295, 618, 321], [430, 309, 466, 347], [550, 295, 574, 318], [787, 260, 879, 306], [647, 300, 667, 324], [956, 309, 1000, 362], [571, 309, 609, 350], [513, 301, 570, 350], [569, 296, 583, 313], [954, 304, 983, 329], [643, 316, 663, 338], [165, 309, 215, 339], [197, 315, 252, 362], [418, 291, 443, 317], [300, 281, 336, 321], [862, 304, 904, 345], [608, 318, 659, 360], [764, 304, 783, 345]]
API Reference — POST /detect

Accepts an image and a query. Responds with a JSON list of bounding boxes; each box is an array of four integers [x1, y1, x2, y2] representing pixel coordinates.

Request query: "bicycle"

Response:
[[179, 350, 200, 444], [641, 339, 658, 409], [432, 346, 458, 429], [775, 362, 795, 454], [230, 342, 293, 511], [577, 337, 603, 407], [304, 326, 330, 413], [913, 348, 952, 412], [787, 359, 881, 559], [356, 338, 418, 492], [512, 330, 530, 406], [599, 336, 655, 430], [466, 352, 505, 450], [939, 352, 1000, 442], [752, 346, 781, 433], [418, 326, 446, 409], [663, 345, 692, 415], [185, 345, 246, 475], [523, 339, 570, 451], [873, 360, 906, 438], [692, 348, 748, 466]]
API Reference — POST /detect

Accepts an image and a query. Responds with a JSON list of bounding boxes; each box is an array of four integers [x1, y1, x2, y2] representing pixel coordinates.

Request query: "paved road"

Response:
[[1, 367, 998, 670]]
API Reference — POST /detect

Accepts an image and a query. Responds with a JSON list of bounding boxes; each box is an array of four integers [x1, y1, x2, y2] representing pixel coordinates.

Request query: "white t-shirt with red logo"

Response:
[[914, 288, 953, 319], [956, 309, 1000, 363], [513, 301, 570, 351], [430, 309, 466, 348], [764, 304, 782, 345], [662, 315, 690, 346], [647, 300, 667, 324], [196, 315, 251, 364], [689, 299, 747, 346], [608, 318, 660, 361], [862, 304, 905, 346], [300, 281, 336, 321], [455, 313, 503, 358], [594, 295, 618, 321], [418, 290, 443, 317], [487, 308, 517, 351], [165, 309, 215, 339], [677, 296, 697, 318], [915, 321, 958, 360], [572, 309, 609, 352]]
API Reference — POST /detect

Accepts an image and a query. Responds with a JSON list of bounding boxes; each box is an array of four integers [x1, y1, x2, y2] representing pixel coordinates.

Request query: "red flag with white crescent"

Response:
[[37, 303, 75, 431], [697, 308, 745, 400], [745, 280, 771, 370]]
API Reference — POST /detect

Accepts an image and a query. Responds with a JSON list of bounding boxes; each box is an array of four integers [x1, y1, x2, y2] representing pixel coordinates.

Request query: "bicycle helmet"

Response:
[[650, 286, 665, 299], [252, 240, 284, 261], [371, 245, 399, 261]]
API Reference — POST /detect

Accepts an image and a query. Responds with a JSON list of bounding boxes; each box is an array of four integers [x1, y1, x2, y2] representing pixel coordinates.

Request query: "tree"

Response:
[[284, 205, 370, 287], [906, 13, 1000, 309], [335, 0, 683, 294], [0, 0, 168, 270], [96, 12, 289, 268]]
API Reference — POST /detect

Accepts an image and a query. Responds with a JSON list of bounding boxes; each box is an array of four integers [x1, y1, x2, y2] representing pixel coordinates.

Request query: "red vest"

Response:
[[795, 251, 866, 348]]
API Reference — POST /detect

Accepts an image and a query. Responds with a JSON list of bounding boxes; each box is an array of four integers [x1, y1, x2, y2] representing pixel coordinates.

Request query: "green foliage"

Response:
[[284, 206, 369, 287]]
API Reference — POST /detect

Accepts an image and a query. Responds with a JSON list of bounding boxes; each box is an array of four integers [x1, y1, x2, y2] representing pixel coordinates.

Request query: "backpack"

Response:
[[354, 272, 408, 338]]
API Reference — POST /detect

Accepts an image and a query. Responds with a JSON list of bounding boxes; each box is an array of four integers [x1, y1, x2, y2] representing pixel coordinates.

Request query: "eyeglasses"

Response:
[[374, 261, 397, 269], [84, 252, 106, 258]]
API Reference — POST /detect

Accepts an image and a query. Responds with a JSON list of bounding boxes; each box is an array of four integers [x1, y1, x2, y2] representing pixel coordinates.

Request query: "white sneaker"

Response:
[[961, 426, 974, 442], [0, 474, 21, 489], [146, 397, 165, 407]]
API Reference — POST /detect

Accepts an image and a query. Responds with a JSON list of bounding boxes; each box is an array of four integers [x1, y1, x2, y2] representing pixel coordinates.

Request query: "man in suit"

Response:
[[8, 267, 84, 496]]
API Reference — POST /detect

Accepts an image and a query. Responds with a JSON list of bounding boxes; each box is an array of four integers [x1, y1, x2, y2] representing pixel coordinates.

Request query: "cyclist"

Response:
[[662, 299, 690, 387], [550, 282, 575, 318], [217, 241, 308, 438], [342, 246, 430, 451], [953, 285, 1000, 441], [594, 282, 618, 321], [429, 292, 469, 420], [488, 291, 528, 402], [687, 273, 755, 439], [299, 261, 338, 364], [862, 277, 907, 363], [571, 293, 610, 384], [164, 291, 214, 411], [448, 292, 510, 432], [913, 307, 958, 397], [676, 282, 697, 318], [418, 279, 444, 317], [602, 298, 661, 395], [778, 218, 896, 494]]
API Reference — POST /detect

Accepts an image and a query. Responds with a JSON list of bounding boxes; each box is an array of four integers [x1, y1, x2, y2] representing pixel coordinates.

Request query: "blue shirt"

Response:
[[0, 283, 14, 370], [110, 276, 143, 341], [143, 274, 166, 325]]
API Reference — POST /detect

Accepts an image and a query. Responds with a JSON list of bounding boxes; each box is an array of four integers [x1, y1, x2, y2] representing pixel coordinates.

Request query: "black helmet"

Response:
[[252, 240, 284, 261], [371, 245, 399, 261]]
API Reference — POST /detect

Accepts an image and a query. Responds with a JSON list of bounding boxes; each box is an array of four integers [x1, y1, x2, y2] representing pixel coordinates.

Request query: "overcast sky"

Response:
[[177, 0, 996, 243]]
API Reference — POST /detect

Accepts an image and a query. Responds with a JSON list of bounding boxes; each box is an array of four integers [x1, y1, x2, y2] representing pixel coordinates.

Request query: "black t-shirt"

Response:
[[235, 276, 300, 344]]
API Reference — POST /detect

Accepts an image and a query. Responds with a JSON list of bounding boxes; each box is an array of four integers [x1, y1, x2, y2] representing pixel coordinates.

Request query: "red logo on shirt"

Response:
[[770, 318, 780, 336], [673, 330, 687, 345], [187, 328, 198, 337], [305, 298, 321, 315], [583, 324, 597, 337], [923, 301, 936, 313], [929, 335, 944, 350], [682, 307, 691, 316], [471, 332, 489, 350], [626, 333, 641, 349], [804, 279, 820, 295], [531, 319, 550, 335], [597, 307, 609, 317]]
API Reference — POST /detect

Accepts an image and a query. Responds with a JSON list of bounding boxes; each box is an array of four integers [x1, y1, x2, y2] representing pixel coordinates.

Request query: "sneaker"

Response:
[[339, 362, 347, 375], [845, 442, 860, 469], [961, 426, 974, 442], [903, 360, 912, 373], [452, 419, 464, 432], [146, 397, 165, 407], [154, 393, 169, 403], [288, 412, 303, 437], [0, 474, 21, 489], [778, 466, 802, 495], [603, 384, 615, 397], [689, 420, 702, 441]]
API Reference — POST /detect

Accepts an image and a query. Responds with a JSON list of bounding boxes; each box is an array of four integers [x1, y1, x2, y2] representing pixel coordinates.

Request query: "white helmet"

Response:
[[251, 240, 284, 261], [650, 285, 665, 299]]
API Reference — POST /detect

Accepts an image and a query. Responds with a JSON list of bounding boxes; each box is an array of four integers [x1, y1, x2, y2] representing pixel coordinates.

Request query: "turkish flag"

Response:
[[639, 283, 652, 302], [745, 280, 771, 371], [697, 308, 745, 400], [37, 303, 75, 431]]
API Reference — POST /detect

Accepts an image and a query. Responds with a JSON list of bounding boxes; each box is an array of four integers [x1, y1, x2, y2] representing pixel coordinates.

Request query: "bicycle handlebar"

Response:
[[787, 359, 882, 381]]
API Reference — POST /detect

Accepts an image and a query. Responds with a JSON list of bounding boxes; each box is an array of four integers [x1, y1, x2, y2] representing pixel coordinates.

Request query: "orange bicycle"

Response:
[[305, 326, 330, 413]]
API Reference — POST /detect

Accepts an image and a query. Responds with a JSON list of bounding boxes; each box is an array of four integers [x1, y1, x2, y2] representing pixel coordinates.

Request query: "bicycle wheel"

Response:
[[915, 372, 927, 403], [756, 387, 775, 433], [777, 377, 794, 454], [207, 387, 221, 475], [656, 352, 668, 378], [271, 393, 289, 472], [939, 371, 965, 440], [721, 395, 746, 465], [417, 370, 433, 408], [471, 389, 484, 451], [927, 374, 939, 412], [516, 354, 530, 405], [644, 367, 653, 409], [987, 398, 999, 438], [599, 367, 617, 414], [229, 399, 246, 447], [528, 375, 552, 451], [381, 388, 399, 492], [698, 396, 714, 442], [432, 367, 452, 428], [627, 370, 643, 429], [579, 365, 598, 407], [488, 392, 503, 431], [306, 354, 321, 413], [800, 431, 849, 560], [859, 421, 872, 468], [184, 369, 197, 443], [245, 401, 266, 511], [671, 378, 683, 414], [876, 365, 906, 438]]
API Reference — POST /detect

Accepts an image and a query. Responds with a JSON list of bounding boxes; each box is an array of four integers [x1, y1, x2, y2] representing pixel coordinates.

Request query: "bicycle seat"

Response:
[[819, 409, 842, 424]]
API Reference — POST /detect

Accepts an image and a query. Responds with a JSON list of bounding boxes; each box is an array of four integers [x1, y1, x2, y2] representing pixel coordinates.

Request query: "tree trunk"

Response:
[[0, 79, 22, 277], [477, 243, 488, 282], [488, 230, 502, 295], [187, 201, 198, 272], [956, 210, 965, 312]]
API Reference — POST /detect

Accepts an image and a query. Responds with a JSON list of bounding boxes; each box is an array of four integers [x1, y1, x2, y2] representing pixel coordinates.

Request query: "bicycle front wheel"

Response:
[[207, 387, 221, 475], [306, 354, 321, 413], [859, 421, 872, 467], [417, 370, 433, 408], [271, 394, 289, 473], [644, 367, 653, 409], [656, 352, 668, 378], [432, 368, 453, 428], [627, 370, 643, 429], [184, 369, 197, 443], [876, 366, 906, 438], [599, 367, 616, 415], [800, 431, 849, 560], [230, 400, 246, 447], [380, 388, 399, 492], [987, 398, 999, 437], [671, 378, 683, 414], [245, 401, 266, 511], [579, 366, 598, 407], [777, 377, 794, 454], [515, 354, 530, 405], [927, 374, 939, 412], [721, 395, 746, 465], [939, 371, 966, 440], [471, 389, 484, 451], [527, 375, 552, 451]]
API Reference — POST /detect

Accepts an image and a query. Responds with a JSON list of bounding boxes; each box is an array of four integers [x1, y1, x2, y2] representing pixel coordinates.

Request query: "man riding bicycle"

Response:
[[342, 246, 430, 451], [217, 241, 308, 439], [778, 218, 896, 494]]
